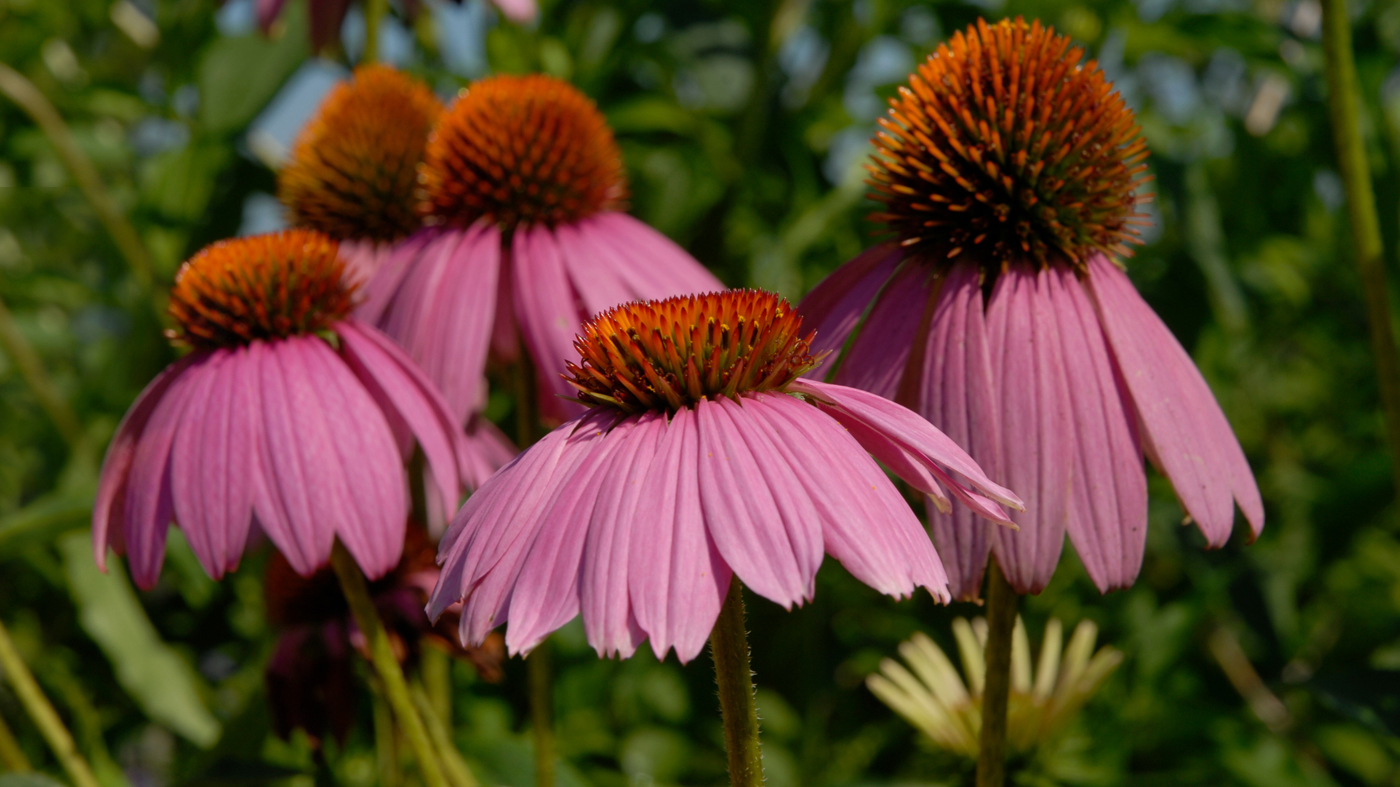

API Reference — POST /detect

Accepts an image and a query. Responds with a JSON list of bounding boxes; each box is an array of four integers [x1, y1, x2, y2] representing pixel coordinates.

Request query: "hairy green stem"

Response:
[[0, 709, 31, 772], [1322, 0, 1400, 494], [330, 542, 448, 787], [710, 578, 764, 787], [362, 0, 387, 63], [976, 562, 1017, 787], [0, 64, 154, 290], [0, 620, 100, 787]]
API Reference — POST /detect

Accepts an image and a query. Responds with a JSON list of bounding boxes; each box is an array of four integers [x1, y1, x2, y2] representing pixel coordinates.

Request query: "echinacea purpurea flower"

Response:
[[428, 289, 1025, 663], [798, 18, 1264, 599], [360, 74, 723, 426], [92, 230, 510, 588], [279, 65, 443, 285]]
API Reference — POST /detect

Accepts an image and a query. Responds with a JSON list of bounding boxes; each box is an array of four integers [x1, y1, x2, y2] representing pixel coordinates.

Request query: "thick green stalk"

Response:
[[709, 578, 764, 787], [370, 685, 400, 787], [411, 683, 479, 787], [362, 0, 387, 63], [1322, 0, 1400, 494], [0, 64, 154, 290], [0, 620, 100, 787], [329, 542, 448, 787], [528, 643, 554, 787], [976, 562, 1017, 787]]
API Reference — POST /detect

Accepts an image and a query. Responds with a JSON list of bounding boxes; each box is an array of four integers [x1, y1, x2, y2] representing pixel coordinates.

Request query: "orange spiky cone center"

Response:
[[420, 74, 628, 231], [278, 65, 443, 243], [168, 230, 354, 349], [566, 291, 823, 414], [868, 17, 1153, 268]]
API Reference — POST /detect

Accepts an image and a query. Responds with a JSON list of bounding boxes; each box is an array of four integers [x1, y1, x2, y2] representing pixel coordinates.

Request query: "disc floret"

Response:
[[868, 17, 1152, 267], [420, 74, 627, 231], [278, 65, 443, 243], [566, 291, 822, 414], [168, 230, 354, 349]]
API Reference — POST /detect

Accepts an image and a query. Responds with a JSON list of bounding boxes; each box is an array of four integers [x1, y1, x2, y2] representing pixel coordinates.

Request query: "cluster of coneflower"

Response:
[[92, 17, 1262, 787]]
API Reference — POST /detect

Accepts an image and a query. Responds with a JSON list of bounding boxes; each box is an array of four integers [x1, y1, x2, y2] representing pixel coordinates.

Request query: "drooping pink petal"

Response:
[[356, 230, 435, 325], [511, 224, 588, 424], [120, 356, 214, 588], [787, 378, 1021, 512], [374, 224, 502, 423], [553, 221, 636, 319], [489, 0, 537, 23], [985, 267, 1075, 595], [916, 261, 1000, 600], [833, 261, 937, 401], [461, 417, 519, 490], [574, 213, 724, 300], [338, 239, 394, 289], [289, 336, 407, 579], [504, 416, 645, 655], [579, 411, 669, 659], [796, 244, 903, 379], [748, 393, 949, 601], [1045, 266, 1148, 592], [94, 354, 198, 571], [694, 397, 822, 609], [1086, 255, 1263, 543], [171, 346, 256, 581], [628, 406, 732, 663]]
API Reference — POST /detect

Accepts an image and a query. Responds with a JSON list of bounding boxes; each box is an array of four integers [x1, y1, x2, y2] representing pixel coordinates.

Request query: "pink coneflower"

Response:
[[428, 290, 1023, 662], [797, 18, 1264, 599], [93, 230, 511, 588], [359, 74, 723, 426], [278, 65, 443, 286]]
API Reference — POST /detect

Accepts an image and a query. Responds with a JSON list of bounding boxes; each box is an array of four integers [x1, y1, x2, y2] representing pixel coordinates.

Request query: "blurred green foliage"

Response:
[[3, 0, 1400, 784]]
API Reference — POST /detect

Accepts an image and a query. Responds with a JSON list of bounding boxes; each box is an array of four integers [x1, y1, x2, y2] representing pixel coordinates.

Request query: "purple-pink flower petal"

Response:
[[575, 213, 724, 300], [511, 225, 589, 424], [1086, 255, 1264, 544], [797, 244, 904, 379], [832, 261, 937, 401], [985, 267, 1074, 595]]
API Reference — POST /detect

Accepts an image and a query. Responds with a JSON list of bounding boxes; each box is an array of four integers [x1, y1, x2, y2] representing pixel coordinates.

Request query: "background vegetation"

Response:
[[2, 0, 1399, 784]]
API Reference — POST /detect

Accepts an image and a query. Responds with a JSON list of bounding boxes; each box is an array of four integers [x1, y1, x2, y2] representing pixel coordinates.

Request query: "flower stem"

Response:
[[976, 561, 1017, 787], [411, 682, 480, 787], [362, 0, 387, 63], [0, 619, 100, 787], [1322, 0, 1400, 493], [370, 683, 400, 787], [329, 542, 448, 787], [528, 642, 554, 787], [0, 708, 31, 772], [709, 577, 764, 787]]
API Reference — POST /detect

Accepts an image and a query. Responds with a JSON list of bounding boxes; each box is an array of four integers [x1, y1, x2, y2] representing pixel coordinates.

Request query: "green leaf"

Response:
[[0, 495, 91, 557], [0, 775, 69, 787], [196, 2, 308, 135], [58, 533, 221, 747]]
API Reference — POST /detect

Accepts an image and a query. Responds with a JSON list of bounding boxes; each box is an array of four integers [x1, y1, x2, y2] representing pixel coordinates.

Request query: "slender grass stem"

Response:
[[0, 709, 31, 772], [1321, 0, 1400, 494], [0, 295, 86, 454], [709, 578, 764, 787], [330, 542, 448, 787], [362, 0, 387, 63], [0, 619, 100, 787], [976, 561, 1017, 787]]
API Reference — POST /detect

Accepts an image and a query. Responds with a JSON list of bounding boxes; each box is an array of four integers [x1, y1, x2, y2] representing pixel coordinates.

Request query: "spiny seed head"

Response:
[[868, 17, 1153, 268], [420, 74, 627, 231], [168, 230, 354, 349], [278, 65, 443, 242], [566, 291, 823, 414]]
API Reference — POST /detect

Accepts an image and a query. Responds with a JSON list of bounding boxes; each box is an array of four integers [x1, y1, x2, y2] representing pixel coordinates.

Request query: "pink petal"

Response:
[[575, 213, 724, 299], [504, 416, 645, 655], [1086, 255, 1263, 543], [628, 406, 732, 663], [916, 261, 1000, 600], [290, 336, 407, 579], [787, 378, 1021, 512], [985, 267, 1075, 595], [795, 244, 903, 379], [1046, 266, 1148, 592], [511, 224, 588, 424], [488, 0, 537, 22], [120, 356, 214, 588], [832, 261, 937, 401], [553, 221, 636, 319], [748, 393, 949, 601], [579, 411, 669, 658], [171, 346, 256, 581], [356, 230, 436, 325], [338, 239, 393, 289], [694, 397, 822, 609], [94, 354, 198, 572]]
